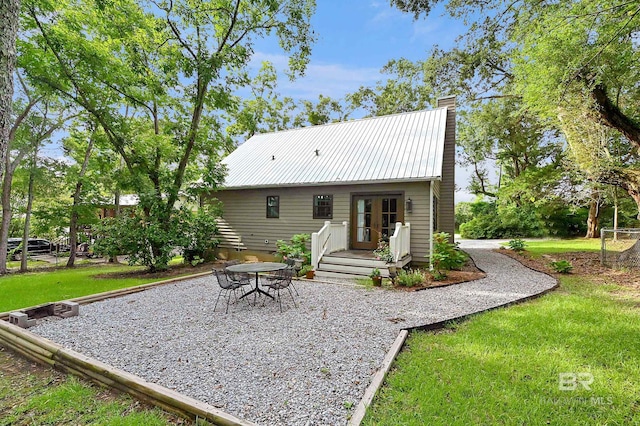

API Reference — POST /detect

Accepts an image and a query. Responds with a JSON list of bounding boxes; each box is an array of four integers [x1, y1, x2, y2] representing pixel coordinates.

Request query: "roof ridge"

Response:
[[249, 107, 448, 138]]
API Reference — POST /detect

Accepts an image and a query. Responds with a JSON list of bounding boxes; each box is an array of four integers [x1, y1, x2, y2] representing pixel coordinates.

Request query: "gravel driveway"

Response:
[[31, 249, 556, 426]]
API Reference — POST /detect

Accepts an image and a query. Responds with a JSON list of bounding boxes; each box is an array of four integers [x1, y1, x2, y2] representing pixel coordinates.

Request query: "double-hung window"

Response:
[[313, 195, 333, 219], [267, 196, 280, 218]]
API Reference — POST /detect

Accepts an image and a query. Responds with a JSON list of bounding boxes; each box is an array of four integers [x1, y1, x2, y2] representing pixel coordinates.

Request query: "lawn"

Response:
[[0, 347, 184, 425], [0, 265, 166, 312], [363, 244, 640, 425], [519, 238, 601, 256]]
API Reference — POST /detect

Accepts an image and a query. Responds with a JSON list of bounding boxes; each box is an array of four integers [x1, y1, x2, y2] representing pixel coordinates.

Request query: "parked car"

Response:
[[6, 238, 53, 259]]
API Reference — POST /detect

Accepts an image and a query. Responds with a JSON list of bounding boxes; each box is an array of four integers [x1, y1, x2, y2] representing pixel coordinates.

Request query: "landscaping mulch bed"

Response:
[[496, 248, 640, 293], [393, 259, 486, 291]]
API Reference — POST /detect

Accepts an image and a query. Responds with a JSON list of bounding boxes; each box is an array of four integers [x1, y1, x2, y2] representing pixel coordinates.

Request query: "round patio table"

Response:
[[226, 262, 287, 300]]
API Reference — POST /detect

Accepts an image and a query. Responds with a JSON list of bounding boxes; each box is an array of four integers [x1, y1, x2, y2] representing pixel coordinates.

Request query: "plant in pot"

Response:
[[373, 239, 394, 262], [369, 268, 382, 286], [299, 264, 315, 279]]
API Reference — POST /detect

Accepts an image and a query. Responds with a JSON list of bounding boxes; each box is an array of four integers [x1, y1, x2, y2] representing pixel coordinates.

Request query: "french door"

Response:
[[351, 194, 403, 250]]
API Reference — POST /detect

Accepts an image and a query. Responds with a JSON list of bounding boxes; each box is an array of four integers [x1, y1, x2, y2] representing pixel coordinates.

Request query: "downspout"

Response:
[[429, 182, 434, 270]]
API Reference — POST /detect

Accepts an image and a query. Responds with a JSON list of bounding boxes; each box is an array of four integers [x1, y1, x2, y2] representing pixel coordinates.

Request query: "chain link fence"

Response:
[[601, 228, 640, 268]]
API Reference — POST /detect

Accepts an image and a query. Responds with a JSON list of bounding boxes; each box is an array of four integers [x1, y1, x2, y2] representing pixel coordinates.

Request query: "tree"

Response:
[[0, 0, 20, 178], [458, 97, 563, 199], [0, 88, 71, 274], [349, 58, 435, 116], [21, 0, 316, 271]]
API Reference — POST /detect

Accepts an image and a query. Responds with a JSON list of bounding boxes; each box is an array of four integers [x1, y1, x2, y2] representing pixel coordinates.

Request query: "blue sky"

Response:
[[255, 1, 464, 100], [254, 1, 475, 202]]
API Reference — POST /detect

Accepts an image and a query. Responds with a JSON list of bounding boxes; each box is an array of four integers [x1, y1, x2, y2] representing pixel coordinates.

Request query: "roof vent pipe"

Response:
[[272, 155, 275, 160], [315, 149, 319, 156]]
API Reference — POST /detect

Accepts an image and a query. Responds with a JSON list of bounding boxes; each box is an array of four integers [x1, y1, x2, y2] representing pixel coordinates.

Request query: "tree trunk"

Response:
[[67, 136, 94, 267], [0, 0, 20, 179], [20, 156, 35, 272], [0, 155, 12, 274], [585, 196, 601, 239]]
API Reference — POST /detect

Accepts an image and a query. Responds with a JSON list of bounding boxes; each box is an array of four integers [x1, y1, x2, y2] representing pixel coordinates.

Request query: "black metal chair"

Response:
[[283, 258, 299, 296], [212, 269, 245, 313], [263, 267, 297, 312]]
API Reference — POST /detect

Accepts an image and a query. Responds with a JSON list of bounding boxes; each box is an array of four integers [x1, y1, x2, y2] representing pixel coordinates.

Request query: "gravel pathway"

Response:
[[31, 249, 555, 425]]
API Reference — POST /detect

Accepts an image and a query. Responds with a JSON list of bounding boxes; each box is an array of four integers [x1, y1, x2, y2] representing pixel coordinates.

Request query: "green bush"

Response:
[[429, 232, 467, 278], [396, 269, 426, 287], [550, 260, 573, 273], [507, 239, 527, 252], [93, 205, 219, 272], [275, 233, 311, 265]]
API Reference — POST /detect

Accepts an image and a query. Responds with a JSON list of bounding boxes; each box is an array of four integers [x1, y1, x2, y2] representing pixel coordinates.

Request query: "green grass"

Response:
[[0, 265, 162, 312], [363, 276, 640, 425], [5, 260, 50, 269], [521, 238, 601, 256], [0, 349, 180, 425]]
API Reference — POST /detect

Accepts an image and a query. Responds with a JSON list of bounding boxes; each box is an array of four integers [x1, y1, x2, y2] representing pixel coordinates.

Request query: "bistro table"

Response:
[[226, 262, 288, 300]]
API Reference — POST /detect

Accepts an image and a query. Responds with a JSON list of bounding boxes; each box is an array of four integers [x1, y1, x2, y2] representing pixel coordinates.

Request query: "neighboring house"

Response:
[[212, 96, 456, 278], [97, 194, 140, 219]]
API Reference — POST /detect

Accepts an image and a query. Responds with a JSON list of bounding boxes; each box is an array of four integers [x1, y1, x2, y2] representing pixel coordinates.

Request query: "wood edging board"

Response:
[[0, 320, 256, 426], [0, 271, 213, 321], [347, 330, 408, 426], [347, 279, 560, 425]]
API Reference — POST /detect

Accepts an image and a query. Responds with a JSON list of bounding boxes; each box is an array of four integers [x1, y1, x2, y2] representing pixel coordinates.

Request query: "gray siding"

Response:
[[436, 96, 456, 241], [211, 181, 434, 259]]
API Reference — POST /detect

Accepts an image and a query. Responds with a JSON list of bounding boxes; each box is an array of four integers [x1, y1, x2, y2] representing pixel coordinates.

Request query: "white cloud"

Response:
[[251, 52, 381, 100], [410, 20, 441, 43]]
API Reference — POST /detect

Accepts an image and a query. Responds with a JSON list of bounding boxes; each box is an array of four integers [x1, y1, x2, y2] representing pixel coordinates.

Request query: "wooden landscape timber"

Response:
[[0, 319, 255, 426]]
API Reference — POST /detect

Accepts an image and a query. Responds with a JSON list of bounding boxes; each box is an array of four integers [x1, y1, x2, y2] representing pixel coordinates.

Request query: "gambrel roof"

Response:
[[221, 107, 449, 189]]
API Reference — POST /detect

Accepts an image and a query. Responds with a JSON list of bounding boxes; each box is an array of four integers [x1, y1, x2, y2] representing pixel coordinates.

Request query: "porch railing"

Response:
[[311, 221, 348, 270], [389, 222, 411, 262]]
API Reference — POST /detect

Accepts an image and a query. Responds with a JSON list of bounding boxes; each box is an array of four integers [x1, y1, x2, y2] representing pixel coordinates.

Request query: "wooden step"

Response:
[[317, 263, 390, 278], [320, 255, 387, 268], [314, 270, 370, 280]]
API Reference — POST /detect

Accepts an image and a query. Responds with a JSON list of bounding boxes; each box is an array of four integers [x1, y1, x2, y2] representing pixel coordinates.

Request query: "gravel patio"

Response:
[[31, 249, 556, 425]]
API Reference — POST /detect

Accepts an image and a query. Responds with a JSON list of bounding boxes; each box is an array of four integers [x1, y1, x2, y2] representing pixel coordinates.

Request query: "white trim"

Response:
[[429, 183, 434, 270]]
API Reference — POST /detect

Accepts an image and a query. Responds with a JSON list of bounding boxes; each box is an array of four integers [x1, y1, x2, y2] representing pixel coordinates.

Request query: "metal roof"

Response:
[[221, 108, 449, 189]]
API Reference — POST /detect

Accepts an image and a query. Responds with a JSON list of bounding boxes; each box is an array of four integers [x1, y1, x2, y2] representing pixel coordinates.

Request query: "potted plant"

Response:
[[373, 239, 394, 263], [300, 264, 315, 279], [369, 268, 382, 286]]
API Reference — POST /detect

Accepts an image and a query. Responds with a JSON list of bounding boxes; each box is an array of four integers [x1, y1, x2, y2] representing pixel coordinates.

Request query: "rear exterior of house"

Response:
[[211, 97, 456, 277]]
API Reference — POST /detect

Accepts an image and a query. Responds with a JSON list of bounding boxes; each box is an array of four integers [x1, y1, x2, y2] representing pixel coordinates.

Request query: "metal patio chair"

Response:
[[263, 267, 297, 312], [212, 269, 246, 314]]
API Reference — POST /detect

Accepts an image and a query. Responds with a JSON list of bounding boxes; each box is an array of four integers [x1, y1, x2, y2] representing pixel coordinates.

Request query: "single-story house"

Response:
[[211, 96, 455, 278]]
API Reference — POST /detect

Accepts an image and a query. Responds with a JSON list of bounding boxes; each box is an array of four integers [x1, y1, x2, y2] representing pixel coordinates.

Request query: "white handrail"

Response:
[[389, 222, 411, 263], [311, 221, 348, 270]]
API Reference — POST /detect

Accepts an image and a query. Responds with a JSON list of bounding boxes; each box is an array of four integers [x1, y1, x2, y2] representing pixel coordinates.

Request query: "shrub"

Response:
[[369, 268, 381, 278], [430, 232, 467, 272], [508, 239, 527, 252], [550, 260, 573, 273], [93, 205, 219, 272], [275, 233, 311, 265], [396, 268, 426, 287]]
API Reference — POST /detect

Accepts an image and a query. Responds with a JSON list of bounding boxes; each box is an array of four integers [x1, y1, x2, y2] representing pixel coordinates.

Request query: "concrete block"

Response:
[[57, 301, 79, 318], [9, 312, 37, 328]]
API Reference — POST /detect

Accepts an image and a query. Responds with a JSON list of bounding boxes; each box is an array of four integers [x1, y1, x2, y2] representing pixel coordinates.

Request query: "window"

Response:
[[266, 196, 279, 218], [313, 194, 333, 219]]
